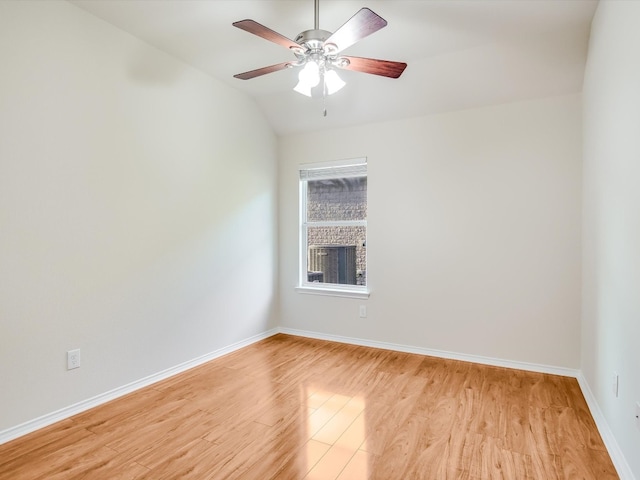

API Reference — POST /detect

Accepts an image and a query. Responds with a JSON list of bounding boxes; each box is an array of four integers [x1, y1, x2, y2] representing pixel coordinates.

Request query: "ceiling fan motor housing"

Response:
[[294, 29, 344, 68], [295, 29, 331, 49]]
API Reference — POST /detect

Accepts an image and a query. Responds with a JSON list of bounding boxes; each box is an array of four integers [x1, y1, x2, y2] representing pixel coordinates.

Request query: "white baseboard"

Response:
[[0, 328, 279, 446], [278, 327, 635, 480], [278, 327, 579, 377], [576, 373, 636, 480]]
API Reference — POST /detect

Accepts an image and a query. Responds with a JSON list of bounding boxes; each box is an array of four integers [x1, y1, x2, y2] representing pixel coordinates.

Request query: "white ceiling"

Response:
[[70, 0, 597, 136]]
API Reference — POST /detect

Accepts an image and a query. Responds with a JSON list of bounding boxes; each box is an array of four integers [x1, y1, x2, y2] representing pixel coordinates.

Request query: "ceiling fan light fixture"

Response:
[[294, 60, 321, 97], [335, 57, 350, 68], [293, 81, 312, 97], [324, 69, 345, 95]]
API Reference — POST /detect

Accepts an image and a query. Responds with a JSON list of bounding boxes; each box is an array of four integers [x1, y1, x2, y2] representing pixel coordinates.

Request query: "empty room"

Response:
[[0, 0, 638, 479]]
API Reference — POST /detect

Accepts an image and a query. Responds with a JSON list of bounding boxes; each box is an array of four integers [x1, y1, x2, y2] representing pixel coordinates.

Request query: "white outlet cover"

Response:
[[67, 349, 81, 370]]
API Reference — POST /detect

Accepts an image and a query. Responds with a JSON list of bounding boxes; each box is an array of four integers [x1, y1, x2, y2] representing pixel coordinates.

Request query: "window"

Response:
[[298, 159, 368, 298]]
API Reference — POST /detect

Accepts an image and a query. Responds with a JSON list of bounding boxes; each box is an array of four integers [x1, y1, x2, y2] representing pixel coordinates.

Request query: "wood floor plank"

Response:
[[273, 439, 332, 480], [336, 449, 371, 480], [303, 444, 357, 480], [334, 411, 368, 452], [0, 334, 619, 480], [40, 446, 143, 480], [106, 407, 220, 464], [0, 420, 90, 469], [369, 413, 430, 479], [564, 380, 611, 452], [134, 438, 222, 480], [80, 395, 193, 447], [71, 388, 169, 433], [499, 401, 529, 454], [359, 387, 427, 456], [230, 414, 310, 480], [19, 433, 111, 480], [312, 396, 366, 445], [0, 421, 96, 478]]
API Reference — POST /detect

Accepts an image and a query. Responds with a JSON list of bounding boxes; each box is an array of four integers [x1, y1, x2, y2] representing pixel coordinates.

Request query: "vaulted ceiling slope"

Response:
[[70, 0, 597, 135]]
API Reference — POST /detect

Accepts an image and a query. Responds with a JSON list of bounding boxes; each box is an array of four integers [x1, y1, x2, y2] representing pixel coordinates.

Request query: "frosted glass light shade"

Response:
[[294, 61, 320, 97], [324, 70, 345, 95]]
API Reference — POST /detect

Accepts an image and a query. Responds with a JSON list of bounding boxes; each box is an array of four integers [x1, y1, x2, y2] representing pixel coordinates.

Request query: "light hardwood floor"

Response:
[[0, 334, 618, 479]]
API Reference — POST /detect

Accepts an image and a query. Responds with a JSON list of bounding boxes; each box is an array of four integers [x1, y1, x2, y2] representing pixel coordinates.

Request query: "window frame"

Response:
[[297, 158, 370, 299]]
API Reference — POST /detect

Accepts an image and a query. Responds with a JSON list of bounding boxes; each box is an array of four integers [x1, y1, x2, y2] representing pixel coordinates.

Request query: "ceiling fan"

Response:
[[232, 0, 407, 98]]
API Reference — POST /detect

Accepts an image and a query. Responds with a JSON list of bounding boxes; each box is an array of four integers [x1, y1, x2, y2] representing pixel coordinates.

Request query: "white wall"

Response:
[[279, 95, 582, 369], [0, 1, 278, 433], [582, 1, 640, 478]]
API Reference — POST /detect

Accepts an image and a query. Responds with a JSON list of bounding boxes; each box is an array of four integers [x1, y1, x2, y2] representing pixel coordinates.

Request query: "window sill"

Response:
[[295, 286, 370, 299]]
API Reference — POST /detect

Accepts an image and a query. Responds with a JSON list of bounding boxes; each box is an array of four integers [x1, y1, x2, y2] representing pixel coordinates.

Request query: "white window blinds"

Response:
[[299, 158, 367, 181]]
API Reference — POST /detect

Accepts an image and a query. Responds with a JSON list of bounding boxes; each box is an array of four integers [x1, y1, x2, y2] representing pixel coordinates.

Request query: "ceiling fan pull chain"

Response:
[[323, 75, 328, 117]]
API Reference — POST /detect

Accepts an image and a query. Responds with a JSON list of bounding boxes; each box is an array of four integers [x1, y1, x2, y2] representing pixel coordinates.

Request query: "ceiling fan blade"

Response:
[[234, 62, 292, 80], [233, 19, 301, 51], [338, 56, 407, 78], [324, 8, 387, 54]]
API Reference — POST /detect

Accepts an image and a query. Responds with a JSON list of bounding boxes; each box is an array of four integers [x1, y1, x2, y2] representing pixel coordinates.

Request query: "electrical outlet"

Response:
[[359, 305, 367, 318], [67, 349, 81, 370], [612, 372, 619, 397], [636, 402, 640, 430]]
